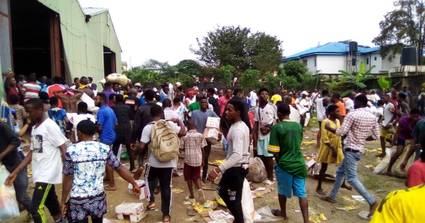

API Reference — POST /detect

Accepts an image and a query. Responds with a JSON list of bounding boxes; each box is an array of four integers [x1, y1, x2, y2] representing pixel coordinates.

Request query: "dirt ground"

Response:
[[6, 124, 405, 223]]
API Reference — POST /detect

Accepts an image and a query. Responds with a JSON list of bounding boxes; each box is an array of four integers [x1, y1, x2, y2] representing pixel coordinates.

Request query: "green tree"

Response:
[[377, 75, 392, 92], [326, 63, 373, 94], [283, 61, 308, 80], [239, 69, 261, 90], [195, 26, 251, 72], [280, 74, 300, 90], [216, 65, 236, 88], [373, 0, 425, 63], [175, 59, 203, 77], [125, 67, 163, 87], [248, 32, 282, 74], [261, 73, 281, 92], [194, 26, 282, 74]]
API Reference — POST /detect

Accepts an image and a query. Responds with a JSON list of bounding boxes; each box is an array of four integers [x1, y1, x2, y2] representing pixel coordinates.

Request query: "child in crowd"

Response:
[[61, 120, 140, 223], [181, 120, 207, 203], [316, 105, 344, 195], [268, 103, 311, 223], [6, 98, 68, 223], [48, 96, 68, 134]]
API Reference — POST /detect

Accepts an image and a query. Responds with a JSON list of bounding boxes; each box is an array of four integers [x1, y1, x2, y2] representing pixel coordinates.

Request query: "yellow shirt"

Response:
[[271, 94, 282, 105], [370, 184, 425, 223]]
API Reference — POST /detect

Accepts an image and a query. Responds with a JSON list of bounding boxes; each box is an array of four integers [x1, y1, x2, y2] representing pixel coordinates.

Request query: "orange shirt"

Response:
[[336, 101, 346, 117]]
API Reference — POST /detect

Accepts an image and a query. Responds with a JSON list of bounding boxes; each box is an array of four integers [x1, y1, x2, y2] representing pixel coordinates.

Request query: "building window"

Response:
[[302, 59, 307, 66], [314, 57, 317, 67], [366, 58, 369, 65], [374, 56, 377, 61]]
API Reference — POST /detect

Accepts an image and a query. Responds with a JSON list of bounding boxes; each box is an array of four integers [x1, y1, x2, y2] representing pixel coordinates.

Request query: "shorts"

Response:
[[381, 126, 394, 140], [184, 163, 201, 181], [275, 166, 306, 198], [67, 192, 107, 221], [257, 136, 274, 158]]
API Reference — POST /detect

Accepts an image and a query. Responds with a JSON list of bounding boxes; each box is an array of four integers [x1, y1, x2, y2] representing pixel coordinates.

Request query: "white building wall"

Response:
[[301, 56, 316, 74], [316, 55, 346, 74], [381, 54, 401, 73], [368, 53, 382, 74]]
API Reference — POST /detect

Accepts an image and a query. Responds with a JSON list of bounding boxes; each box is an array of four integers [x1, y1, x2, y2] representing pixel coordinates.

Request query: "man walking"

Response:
[[321, 94, 380, 219], [95, 93, 118, 191]]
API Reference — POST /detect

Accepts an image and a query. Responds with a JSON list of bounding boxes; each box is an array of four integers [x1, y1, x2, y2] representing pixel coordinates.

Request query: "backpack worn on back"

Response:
[[150, 120, 180, 162]]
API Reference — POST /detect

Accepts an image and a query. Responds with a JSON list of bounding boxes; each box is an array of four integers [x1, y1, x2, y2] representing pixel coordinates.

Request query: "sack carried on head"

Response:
[[150, 120, 180, 162]]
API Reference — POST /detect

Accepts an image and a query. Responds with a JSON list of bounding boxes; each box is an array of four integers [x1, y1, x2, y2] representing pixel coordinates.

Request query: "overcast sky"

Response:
[[79, 0, 396, 67]]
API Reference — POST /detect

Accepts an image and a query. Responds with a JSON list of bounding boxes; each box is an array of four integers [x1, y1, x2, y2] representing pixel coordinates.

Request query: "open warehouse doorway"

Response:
[[10, 0, 64, 79]]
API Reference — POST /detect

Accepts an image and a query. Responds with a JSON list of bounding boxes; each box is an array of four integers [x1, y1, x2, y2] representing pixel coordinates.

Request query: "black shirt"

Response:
[[0, 122, 21, 169], [125, 95, 139, 121], [113, 103, 131, 136], [208, 97, 220, 116]]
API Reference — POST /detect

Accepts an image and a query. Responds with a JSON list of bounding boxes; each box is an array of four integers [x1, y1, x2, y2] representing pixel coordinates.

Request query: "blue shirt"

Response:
[[97, 105, 117, 145], [191, 109, 218, 134], [48, 107, 67, 133]]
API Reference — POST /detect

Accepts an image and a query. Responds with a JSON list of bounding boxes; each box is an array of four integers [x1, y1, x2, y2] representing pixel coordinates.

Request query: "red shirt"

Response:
[[47, 84, 65, 108], [407, 160, 425, 188], [218, 96, 229, 116]]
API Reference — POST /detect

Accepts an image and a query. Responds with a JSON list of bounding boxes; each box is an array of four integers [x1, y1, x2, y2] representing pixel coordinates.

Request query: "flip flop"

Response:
[[104, 185, 117, 191], [147, 202, 156, 210], [358, 211, 371, 220]]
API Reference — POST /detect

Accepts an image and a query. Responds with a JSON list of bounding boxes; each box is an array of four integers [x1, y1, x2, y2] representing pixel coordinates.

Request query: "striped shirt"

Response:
[[23, 82, 41, 101], [181, 130, 207, 167], [336, 107, 380, 152]]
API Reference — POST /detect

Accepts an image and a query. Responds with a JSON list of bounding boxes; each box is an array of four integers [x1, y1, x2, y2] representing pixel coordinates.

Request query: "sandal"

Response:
[[147, 202, 156, 210], [163, 215, 171, 223], [320, 196, 337, 203], [104, 185, 117, 191]]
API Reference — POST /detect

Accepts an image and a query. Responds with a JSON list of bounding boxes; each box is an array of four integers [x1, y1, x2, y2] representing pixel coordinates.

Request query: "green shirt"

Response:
[[268, 120, 307, 178], [188, 102, 200, 112]]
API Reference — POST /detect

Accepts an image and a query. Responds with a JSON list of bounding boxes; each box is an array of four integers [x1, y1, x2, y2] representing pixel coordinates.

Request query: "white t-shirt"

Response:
[[316, 97, 327, 121], [289, 105, 301, 123], [140, 121, 181, 168], [299, 98, 311, 110], [164, 107, 182, 131], [73, 113, 96, 127], [382, 102, 395, 126], [71, 113, 96, 141], [254, 103, 277, 139], [31, 118, 67, 184], [249, 91, 258, 107], [344, 98, 354, 113]]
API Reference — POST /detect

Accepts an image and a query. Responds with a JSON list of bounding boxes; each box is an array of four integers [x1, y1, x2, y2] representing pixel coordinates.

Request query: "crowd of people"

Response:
[[1, 71, 425, 223]]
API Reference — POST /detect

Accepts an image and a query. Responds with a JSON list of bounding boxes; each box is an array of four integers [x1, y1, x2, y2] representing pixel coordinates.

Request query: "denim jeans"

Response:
[[329, 151, 376, 205]]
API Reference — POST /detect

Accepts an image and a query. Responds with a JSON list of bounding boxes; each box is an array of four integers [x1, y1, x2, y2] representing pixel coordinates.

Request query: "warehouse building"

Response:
[[0, 0, 122, 98]]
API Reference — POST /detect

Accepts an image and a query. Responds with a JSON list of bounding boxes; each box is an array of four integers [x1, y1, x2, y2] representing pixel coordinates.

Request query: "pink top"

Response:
[[218, 96, 229, 116], [407, 160, 425, 188]]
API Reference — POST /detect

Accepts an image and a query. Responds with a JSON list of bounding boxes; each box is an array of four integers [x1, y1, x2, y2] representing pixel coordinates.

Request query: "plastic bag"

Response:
[[246, 157, 267, 183], [373, 147, 394, 174], [0, 165, 20, 221], [242, 179, 256, 223]]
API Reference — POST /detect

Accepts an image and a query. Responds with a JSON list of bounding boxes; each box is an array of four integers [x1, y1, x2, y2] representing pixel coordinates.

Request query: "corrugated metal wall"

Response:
[[38, 0, 122, 84]]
